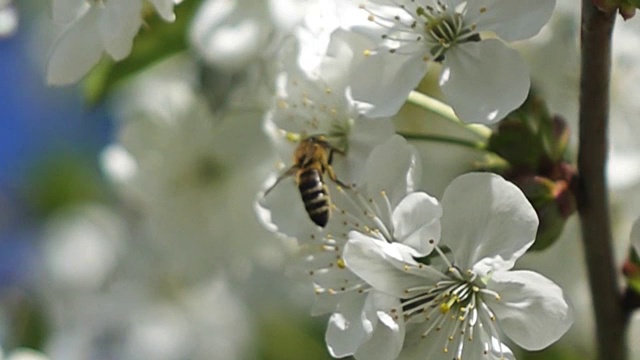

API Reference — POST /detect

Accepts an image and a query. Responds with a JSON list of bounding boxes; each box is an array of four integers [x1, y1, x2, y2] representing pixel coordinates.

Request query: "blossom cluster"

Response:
[[40, 0, 580, 358], [251, 0, 573, 358]]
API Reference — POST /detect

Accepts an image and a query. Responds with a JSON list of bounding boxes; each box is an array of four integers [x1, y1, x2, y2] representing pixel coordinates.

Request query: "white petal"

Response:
[[188, 0, 269, 71], [326, 292, 370, 358], [150, 0, 178, 22], [255, 173, 318, 238], [440, 39, 530, 124], [5, 348, 50, 360], [343, 232, 438, 298], [51, 0, 88, 24], [397, 321, 453, 360], [400, 317, 515, 360], [440, 173, 538, 273], [631, 217, 640, 257], [47, 6, 104, 85], [468, 0, 556, 42], [354, 293, 405, 360], [332, 118, 395, 185], [99, 0, 142, 60], [361, 135, 422, 208], [486, 270, 574, 351], [350, 50, 427, 118], [392, 192, 442, 256]]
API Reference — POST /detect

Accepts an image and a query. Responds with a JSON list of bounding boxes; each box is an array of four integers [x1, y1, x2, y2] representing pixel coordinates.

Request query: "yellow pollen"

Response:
[[363, 49, 372, 57], [336, 258, 346, 269], [440, 295, 458, 313], [285, 132, 301, 142]]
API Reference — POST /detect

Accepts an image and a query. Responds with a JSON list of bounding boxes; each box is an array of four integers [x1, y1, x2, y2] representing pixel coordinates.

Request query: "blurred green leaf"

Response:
[[257, 313, 339, 360], [83, 0, 202, 105], [23, 153, 105, 217], [521, 343, 591, 360]]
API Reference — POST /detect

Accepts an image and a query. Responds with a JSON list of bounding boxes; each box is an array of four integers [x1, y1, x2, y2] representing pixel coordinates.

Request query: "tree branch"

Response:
[[576, 2, 624, 360]]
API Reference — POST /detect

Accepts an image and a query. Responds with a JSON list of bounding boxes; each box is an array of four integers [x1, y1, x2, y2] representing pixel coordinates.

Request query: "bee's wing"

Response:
[[263, 165, 298, 197]]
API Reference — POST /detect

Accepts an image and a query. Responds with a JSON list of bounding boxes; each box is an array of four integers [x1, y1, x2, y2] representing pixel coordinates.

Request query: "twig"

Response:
[[576, 2, 624, 360]]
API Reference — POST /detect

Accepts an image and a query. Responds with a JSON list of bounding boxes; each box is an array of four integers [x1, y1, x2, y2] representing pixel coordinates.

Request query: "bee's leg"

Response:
[[327, 146, 347, 165], [326, 165, 352, 189], [263, 166, 297, 197]]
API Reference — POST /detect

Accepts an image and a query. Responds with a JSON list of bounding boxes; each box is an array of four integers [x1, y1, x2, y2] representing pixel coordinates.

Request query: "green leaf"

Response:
[[83, 0, 202, 105], [257, 313, 336, 360]]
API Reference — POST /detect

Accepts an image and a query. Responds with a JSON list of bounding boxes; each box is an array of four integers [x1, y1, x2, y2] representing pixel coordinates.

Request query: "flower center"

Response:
[[396, 246, 507, 359], [359, 1, 481, 62], [415, 5, 480, 61]]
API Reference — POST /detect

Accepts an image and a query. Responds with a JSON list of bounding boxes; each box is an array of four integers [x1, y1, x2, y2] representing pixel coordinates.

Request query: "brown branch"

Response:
[[576, 2, 624, 360]]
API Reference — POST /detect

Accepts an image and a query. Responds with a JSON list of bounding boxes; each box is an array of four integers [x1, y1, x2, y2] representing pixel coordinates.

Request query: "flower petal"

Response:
[[350, 49, 427, 118], [361, 135, 422, 208], [326, 292, 370, 358], [150, 0, 178, 22], [440, 39, 530, 124], [343, 232, 439, 298], [399, 315, 515, 360], [354, 293, 405, 360], [51, 0, 88, 24], [391, 192, 442, 256], [303, 25, 424, 119], [440, 173, 538, 273], [47, 7, 104, 85], [468, 0, 556, 42], [99, 0, 142, 60], [486, 270, 574, 351], [397, 321, 453, 360]]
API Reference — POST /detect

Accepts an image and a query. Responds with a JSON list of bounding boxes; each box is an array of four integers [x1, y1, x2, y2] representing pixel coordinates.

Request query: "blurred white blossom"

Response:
[[47, 0, 181, 85], [0, 347, 49, 360], [0, 0, 17, 38], [102, 56, 282, 281]]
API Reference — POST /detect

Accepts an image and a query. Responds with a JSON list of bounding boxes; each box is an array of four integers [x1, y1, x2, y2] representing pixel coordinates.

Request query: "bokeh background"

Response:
[[2, 0, 640, 359]]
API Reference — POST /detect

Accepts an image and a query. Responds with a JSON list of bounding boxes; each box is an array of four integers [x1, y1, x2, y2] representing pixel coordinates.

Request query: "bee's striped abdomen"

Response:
[[298, 168, 330, 227]]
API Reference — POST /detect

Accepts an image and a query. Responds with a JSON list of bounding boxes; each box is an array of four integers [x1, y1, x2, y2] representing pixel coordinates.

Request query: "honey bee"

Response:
[[264, 135, 351, 227]]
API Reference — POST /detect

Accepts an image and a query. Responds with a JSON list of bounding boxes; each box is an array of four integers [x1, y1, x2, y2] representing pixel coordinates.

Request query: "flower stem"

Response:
[[397, 131, 487, 151], [576, 3, 625, 360], [406, 91, 492, 139]]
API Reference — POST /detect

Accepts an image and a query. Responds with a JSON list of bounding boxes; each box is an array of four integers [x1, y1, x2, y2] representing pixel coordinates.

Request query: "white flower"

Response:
[[259, 136, 439, 359], [344, 173, 573, 359], [47, 0, 180, 85], [101, 57, 281, 279], [332, 0, 555, 124]]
